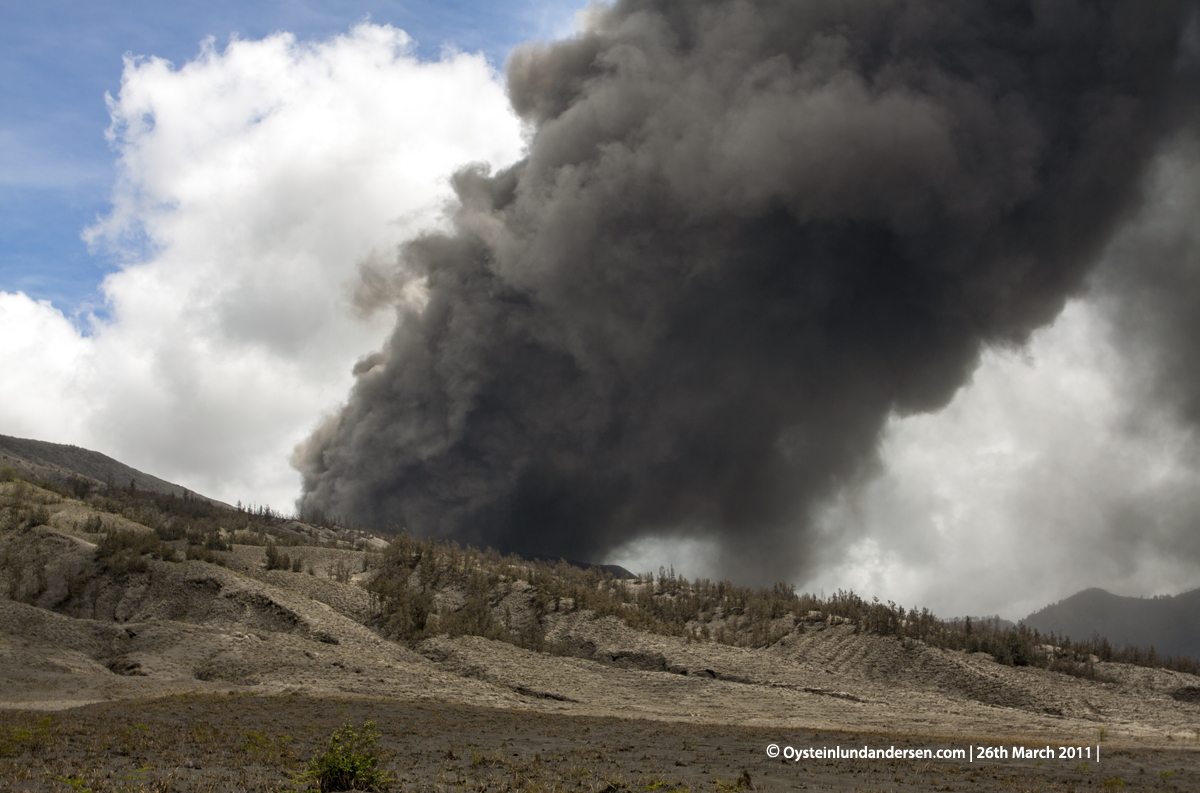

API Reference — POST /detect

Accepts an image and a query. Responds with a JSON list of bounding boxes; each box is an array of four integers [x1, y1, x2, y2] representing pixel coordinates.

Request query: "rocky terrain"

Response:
[[2, 476, 1200, 790]]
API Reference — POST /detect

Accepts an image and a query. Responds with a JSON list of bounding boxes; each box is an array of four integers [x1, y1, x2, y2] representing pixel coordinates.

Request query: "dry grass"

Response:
[[0, 695, 1195, 792]]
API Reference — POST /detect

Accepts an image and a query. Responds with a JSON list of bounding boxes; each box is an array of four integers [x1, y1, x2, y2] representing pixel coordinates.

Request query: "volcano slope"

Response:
[[2, 477, 1199, 792]]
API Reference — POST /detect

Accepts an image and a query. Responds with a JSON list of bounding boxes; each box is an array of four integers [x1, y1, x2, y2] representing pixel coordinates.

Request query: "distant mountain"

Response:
[[566, 561, 637, 579], [0, 433, 225, 505], [1023, 587, 1200, 659]]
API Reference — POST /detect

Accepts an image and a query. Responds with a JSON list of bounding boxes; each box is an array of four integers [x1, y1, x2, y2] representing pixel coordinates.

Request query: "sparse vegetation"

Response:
[[13, 693, 1168, 793], [89, 485, 288, 543], [3, 464, 1198, 681], [329, 559, 354, 584], [368, 530, 1200, 679], [79, 513, 104, 533], [0, 715, 53, 757], [0, 477, 61, 531], [184, 543, 227, 566], [95, 528, 177, 575]]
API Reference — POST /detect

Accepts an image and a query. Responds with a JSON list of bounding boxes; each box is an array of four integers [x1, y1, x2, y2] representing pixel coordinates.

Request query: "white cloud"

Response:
[[0, 23, 523, 509], [0, 293, 91, 442]]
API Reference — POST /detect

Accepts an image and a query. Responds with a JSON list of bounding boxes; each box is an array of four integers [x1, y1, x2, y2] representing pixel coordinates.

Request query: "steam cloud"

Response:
[[296, 0, 1197, 583]]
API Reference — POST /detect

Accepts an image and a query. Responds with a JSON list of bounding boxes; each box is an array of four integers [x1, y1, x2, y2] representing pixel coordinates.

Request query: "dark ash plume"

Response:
[[296, 0, 1195, 583], [1098, 132, 1200, 428]]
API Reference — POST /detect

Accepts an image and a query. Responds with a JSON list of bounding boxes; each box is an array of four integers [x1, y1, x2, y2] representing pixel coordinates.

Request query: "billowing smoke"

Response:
[[1099, 132, 1200, 426], [296, 0, 1196, 583]]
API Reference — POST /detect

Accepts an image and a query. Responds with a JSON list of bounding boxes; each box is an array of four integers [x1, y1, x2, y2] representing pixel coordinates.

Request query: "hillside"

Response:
[[3, 464, 1200, 789], [1, 474, 1198, 727], [1024, 587, 1200, 659], [0, 434, 222, 504]]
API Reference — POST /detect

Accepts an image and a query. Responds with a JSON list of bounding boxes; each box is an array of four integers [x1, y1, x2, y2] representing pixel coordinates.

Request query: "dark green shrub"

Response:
[[264, 542, 290, 571], [96, 529, 177, 574], [294, 720, 391, 792], [185, 544, 227, 566], [97, 548, 149, 576], [154, 521, 188, 541], [68, 476, 93, 499], [3, 504, 52, 531], [331, 560, 352, 583], [185, 526, 230, 552]]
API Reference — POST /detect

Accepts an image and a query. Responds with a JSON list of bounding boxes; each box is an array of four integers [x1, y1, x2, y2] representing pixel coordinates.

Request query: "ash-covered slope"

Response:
[[1024, 587, 1200, 659], [0, 433, 223, 504], [0, 484, 502, 710], [2, 477, 1200, 743]]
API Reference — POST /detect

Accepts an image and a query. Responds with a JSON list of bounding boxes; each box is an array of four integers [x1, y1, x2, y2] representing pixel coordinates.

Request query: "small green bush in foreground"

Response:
[[293, 719, 391, 792]]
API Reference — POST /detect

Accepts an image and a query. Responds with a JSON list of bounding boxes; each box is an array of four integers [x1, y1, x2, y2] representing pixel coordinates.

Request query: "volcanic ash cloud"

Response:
[[295, 0, 1197, 583]]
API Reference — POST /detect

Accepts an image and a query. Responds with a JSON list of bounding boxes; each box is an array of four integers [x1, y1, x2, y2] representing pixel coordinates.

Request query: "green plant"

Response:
[[1, 716, 53, 756], [293, 720, 391, 792], [243, 730, 270, 750], [714, 771, 754, 791], [0, 467, 16, 482]]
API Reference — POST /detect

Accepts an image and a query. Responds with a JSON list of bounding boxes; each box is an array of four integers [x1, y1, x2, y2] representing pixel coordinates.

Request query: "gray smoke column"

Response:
[[295, 0, 1195, 583]]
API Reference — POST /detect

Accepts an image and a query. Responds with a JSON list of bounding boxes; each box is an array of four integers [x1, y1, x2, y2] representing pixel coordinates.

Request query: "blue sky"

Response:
[[0, 0, 578, 313]]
